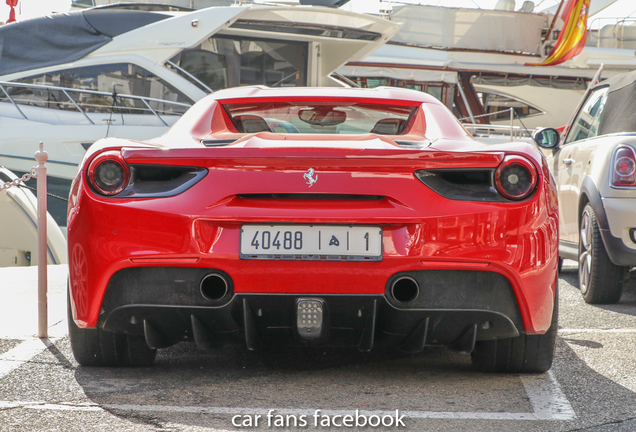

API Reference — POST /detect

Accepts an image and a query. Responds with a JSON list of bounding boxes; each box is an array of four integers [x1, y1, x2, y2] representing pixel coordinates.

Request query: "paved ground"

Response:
[[1, 263, 636, 431]]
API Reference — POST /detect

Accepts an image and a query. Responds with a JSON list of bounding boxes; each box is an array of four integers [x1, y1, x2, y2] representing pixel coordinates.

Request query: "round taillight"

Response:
[[612, 146, 636, 187], [88, 152, 129, 196], [616, 157, 635, 177], [495, 156, 538, 201]]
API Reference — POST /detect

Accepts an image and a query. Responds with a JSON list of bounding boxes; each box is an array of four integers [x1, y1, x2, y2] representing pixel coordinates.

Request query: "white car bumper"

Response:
[[603, 197, 636, 252]]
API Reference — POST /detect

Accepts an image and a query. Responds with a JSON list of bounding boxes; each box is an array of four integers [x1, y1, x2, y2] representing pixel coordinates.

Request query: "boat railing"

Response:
[[587, 17, 636, 49], [0, 81, 192, 126], [463, 123, 535, 139], [459, 107, 537, 142]]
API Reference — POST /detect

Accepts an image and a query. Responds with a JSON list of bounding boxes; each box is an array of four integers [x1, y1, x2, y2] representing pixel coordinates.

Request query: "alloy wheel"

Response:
[[579, 211, 592, 294]]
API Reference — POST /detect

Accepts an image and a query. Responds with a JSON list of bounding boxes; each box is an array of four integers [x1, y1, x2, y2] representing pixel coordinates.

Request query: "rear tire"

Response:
[[471, 286, 558, 373], [578, 204, 624, 304], [68, 285, 156, 367]]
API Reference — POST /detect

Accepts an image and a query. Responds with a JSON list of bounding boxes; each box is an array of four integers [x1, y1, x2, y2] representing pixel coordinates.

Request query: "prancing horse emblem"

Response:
[[303, 168, 318, 188]]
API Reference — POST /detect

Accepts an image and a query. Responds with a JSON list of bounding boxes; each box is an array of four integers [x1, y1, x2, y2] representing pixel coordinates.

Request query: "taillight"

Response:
[[494, 155, 538, 201], [87, 151, 129, 196], [611, 146, 636, 187]]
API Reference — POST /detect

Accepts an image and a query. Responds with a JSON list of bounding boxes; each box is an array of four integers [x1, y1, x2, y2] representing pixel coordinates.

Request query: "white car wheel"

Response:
[[579, 211, 593, 294], [578, 204, 624, 304]]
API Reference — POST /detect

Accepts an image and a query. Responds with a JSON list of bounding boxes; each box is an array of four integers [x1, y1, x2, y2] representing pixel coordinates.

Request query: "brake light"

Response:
[[87, 151, 129, 196], [494, 155, 538, 201], [612, 146, 636, 187]]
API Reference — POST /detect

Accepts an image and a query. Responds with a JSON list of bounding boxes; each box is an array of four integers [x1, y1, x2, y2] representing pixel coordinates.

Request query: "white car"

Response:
[[534, 71, 636, 304]]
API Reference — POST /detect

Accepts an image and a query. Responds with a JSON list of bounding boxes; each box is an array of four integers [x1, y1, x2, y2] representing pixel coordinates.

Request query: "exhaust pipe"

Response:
[[200, 273, 229, 301], [391, 276, 419, 304]]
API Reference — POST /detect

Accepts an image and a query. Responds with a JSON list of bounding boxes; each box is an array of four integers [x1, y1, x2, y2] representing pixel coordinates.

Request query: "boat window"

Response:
[[71, 0, 94, 6], [169, 36, 307, 91], [425, 86, 443, 102], [564, 87, 609, 144], [347, 77, 448, 104], [0, 84, 79, 114], [229, 20, 382, 41], [11, 63, 193, 116], [222, 101, 417, 135], [480, 92, 541, 120]]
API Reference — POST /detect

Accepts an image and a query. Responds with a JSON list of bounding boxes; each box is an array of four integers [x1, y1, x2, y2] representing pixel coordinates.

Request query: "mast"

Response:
[[543, 0, 566, 43]]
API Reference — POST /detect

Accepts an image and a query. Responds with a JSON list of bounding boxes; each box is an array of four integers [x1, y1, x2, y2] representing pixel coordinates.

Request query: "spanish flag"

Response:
[[528, 0, 590, 66]]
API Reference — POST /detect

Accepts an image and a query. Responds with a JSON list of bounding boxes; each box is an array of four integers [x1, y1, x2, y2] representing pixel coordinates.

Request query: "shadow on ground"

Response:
[[559, 266, 636, 316], [57, 334, 636, 431]]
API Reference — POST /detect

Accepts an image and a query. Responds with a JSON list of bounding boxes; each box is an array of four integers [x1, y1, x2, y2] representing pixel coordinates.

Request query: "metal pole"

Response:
[[34, 142, 48, 339], [456, 82, 476, 124], [544, 0, 565, 43], [510, 107, 514, 141]]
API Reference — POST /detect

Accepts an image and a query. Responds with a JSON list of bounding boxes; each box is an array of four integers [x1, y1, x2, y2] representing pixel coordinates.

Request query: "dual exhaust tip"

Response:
[[390, 276, 420, 304], [201, 272, 420, 305]]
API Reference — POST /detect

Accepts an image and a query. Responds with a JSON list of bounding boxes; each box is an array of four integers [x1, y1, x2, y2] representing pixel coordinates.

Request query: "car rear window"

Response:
[[222, 101, 418, 135]]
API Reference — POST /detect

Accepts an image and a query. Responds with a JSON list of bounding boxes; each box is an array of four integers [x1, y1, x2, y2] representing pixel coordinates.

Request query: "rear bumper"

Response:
[[98, 267, 524, 351], [602, 197, 636, 266], [67, 157, 559, 334]]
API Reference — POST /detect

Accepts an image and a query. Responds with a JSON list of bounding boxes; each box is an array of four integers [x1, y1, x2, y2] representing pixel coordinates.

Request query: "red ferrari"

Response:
[[67, 86, 558, 372]]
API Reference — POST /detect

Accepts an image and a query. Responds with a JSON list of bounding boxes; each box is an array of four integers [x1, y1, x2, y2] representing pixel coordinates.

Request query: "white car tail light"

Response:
[[612, 146, 636, 187]]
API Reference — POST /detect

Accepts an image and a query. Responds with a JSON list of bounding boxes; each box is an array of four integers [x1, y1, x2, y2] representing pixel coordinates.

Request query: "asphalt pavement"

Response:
[[0, 262, 636, 431]]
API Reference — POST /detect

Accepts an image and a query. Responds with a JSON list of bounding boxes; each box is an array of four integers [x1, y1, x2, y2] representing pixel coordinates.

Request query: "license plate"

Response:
[[240, 225, 382, 260]]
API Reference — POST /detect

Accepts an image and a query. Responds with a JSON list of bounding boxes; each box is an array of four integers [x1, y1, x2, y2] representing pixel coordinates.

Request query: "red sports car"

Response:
[[67, 86, 558, 372]]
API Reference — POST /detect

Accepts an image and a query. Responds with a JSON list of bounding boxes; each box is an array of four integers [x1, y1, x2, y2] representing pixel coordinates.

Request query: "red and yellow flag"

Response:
[[528, 0, 590, 66]]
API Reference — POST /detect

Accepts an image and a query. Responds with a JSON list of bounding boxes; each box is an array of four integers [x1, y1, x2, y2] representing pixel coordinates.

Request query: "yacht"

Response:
[[0, 3, 400, 225], [67, 1, 636, 135], [0, 168, 68, 266], [337, 1, 636, 133]]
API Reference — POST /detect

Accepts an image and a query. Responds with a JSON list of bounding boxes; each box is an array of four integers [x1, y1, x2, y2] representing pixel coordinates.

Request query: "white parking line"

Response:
[[0, 401, 102, 411], [0, 338, 55, 379], [0, 319, 66, 380], [0, 371, 575, 421], [559, 329, 636, 334], [521, 371, 576, 420]]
